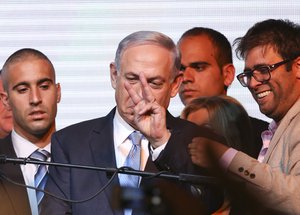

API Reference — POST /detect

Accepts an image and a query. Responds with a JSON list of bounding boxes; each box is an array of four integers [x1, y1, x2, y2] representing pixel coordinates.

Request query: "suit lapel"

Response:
[[0, 134, 31, 214], [89, 109, 117, 170], [88, 109, 122, 215], [265, 99, 300, 162]]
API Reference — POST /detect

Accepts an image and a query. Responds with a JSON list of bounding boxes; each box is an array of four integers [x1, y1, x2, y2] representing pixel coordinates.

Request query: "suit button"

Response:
[[238, 167, 244, 172], [250, 173, 255, 179], [244, 170, 249, 176]]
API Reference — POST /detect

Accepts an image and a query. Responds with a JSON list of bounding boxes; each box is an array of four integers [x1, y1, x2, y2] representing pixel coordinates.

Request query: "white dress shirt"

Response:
[[113, 110, 168, 215], [12, 129, 51, 215], [113, 109, 167, 172]]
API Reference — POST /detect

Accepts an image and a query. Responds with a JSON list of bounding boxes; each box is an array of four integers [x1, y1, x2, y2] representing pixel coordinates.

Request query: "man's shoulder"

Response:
[[0, 135, 13, 151], [55, 109, 115, 136]]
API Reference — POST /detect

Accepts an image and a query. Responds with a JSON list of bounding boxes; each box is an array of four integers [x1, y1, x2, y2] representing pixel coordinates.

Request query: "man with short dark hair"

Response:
[[178, 27, 268, 158], [0, 48, 61, 215], [189, 19, 300, 214]]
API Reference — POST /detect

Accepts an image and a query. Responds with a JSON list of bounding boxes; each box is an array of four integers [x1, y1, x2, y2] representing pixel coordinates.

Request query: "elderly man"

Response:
[[42, 31, 224, 215]]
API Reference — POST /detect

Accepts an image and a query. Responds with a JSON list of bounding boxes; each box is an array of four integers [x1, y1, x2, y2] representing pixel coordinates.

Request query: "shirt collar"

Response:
[[268, 120, 278, 134], [12, 129, 51, 158], [113, 109, 135, 148]]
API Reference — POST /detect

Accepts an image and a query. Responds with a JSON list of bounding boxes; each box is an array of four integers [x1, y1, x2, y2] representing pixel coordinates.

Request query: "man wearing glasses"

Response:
[[188, 19, 300, 214]]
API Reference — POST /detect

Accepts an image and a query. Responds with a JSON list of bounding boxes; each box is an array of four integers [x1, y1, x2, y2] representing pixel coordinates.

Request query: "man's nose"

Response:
[[30, 88, 42, 105], [248, 75, 262, 89], [182, 67, 195, 83]]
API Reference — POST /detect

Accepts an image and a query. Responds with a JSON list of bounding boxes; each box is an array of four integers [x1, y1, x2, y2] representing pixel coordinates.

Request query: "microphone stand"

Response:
[[0, 155, 219, 185]]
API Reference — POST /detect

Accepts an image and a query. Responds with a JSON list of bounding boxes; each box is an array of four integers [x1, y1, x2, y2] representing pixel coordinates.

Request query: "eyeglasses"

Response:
[[236, 59, 292, 87]]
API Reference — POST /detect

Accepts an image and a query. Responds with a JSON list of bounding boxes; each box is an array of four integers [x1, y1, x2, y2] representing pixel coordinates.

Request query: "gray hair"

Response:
[[114, 31, 181, 79]]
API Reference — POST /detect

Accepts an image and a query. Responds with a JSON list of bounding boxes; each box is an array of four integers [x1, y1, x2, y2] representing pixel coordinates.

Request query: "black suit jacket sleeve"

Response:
[[154, 112, 226, 174]]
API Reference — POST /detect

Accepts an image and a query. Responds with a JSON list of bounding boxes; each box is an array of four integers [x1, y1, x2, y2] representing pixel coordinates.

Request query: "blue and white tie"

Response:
[[119, 131, 142, 188], [30, 149, 50, 207]]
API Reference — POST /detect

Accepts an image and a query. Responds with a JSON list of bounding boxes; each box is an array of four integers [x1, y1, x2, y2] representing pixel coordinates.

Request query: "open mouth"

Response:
[[257, 90, 271, 99]]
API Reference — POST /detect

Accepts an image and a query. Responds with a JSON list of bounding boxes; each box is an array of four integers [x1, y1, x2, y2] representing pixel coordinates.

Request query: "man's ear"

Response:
[[0, 91, 11, 111], [294, 56, 300, 79], [110, 62, 118, 89], [170, 73, 183, 98], [56, 83, 61, 103], [222, 63, 235, 88]]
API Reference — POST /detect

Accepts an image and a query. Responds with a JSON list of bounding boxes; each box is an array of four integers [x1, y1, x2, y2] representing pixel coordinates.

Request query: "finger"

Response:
[[134, 101, 158, 116], [139, 72, 156, 103], [190, 155, 202, 167], [124, 81, 142, 105]]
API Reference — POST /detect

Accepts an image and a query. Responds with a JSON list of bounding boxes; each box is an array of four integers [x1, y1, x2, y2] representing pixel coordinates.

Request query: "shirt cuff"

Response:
[[219, 148, 238, 170], [149, 142, 167, 161]]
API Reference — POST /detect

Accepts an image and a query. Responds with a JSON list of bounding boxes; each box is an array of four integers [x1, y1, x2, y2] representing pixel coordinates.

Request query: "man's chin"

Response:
[[183, 98, 194, 106], [29, 124, 52, 136], [179, 96, 188, 106], [259, 106, 273, 118]]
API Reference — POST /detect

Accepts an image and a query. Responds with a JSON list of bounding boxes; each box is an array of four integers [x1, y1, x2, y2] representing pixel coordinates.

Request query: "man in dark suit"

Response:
[[42, 31, 224, 215], [0, 48, 61, 215], [178, 27, 269, 158]]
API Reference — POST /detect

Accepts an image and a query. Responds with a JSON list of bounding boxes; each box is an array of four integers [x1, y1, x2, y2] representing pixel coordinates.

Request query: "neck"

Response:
[[14, 124, 56, 148]]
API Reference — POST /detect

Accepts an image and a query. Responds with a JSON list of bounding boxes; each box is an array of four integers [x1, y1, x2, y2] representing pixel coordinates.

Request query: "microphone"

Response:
[[0, 154, 222, 214], [0, 154, 218, 185]]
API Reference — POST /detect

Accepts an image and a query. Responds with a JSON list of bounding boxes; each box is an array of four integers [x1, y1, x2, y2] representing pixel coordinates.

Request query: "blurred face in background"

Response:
[[0, 77, 13, 138], [185, 107, 210, 128]]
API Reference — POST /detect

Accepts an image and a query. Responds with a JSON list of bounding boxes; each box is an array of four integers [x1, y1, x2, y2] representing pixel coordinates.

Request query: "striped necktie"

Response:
[[119, 131, 142, 188], [30, 149, 50, 208]]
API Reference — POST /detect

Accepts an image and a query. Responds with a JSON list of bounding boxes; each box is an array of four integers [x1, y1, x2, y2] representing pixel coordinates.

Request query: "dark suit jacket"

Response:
[[0, 134, 32, 215], [248, 117, 269, 158], [41, 108, 225, 215]]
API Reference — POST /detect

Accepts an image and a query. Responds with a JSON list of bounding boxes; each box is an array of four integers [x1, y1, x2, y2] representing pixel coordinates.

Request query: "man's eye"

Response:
[[40, 84, 50, 90], [126, 76, 139, 83], [149, 81, 163, 88], [243, 71, 252, 78], [180, 65, 186, 71], [16, 87, 28, 93], [191, 64, 205, 72], [256, 66, 270, 74]]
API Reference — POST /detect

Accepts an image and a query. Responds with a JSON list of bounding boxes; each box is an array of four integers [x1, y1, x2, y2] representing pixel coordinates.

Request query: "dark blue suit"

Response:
[[42, 108, 224, 215]]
